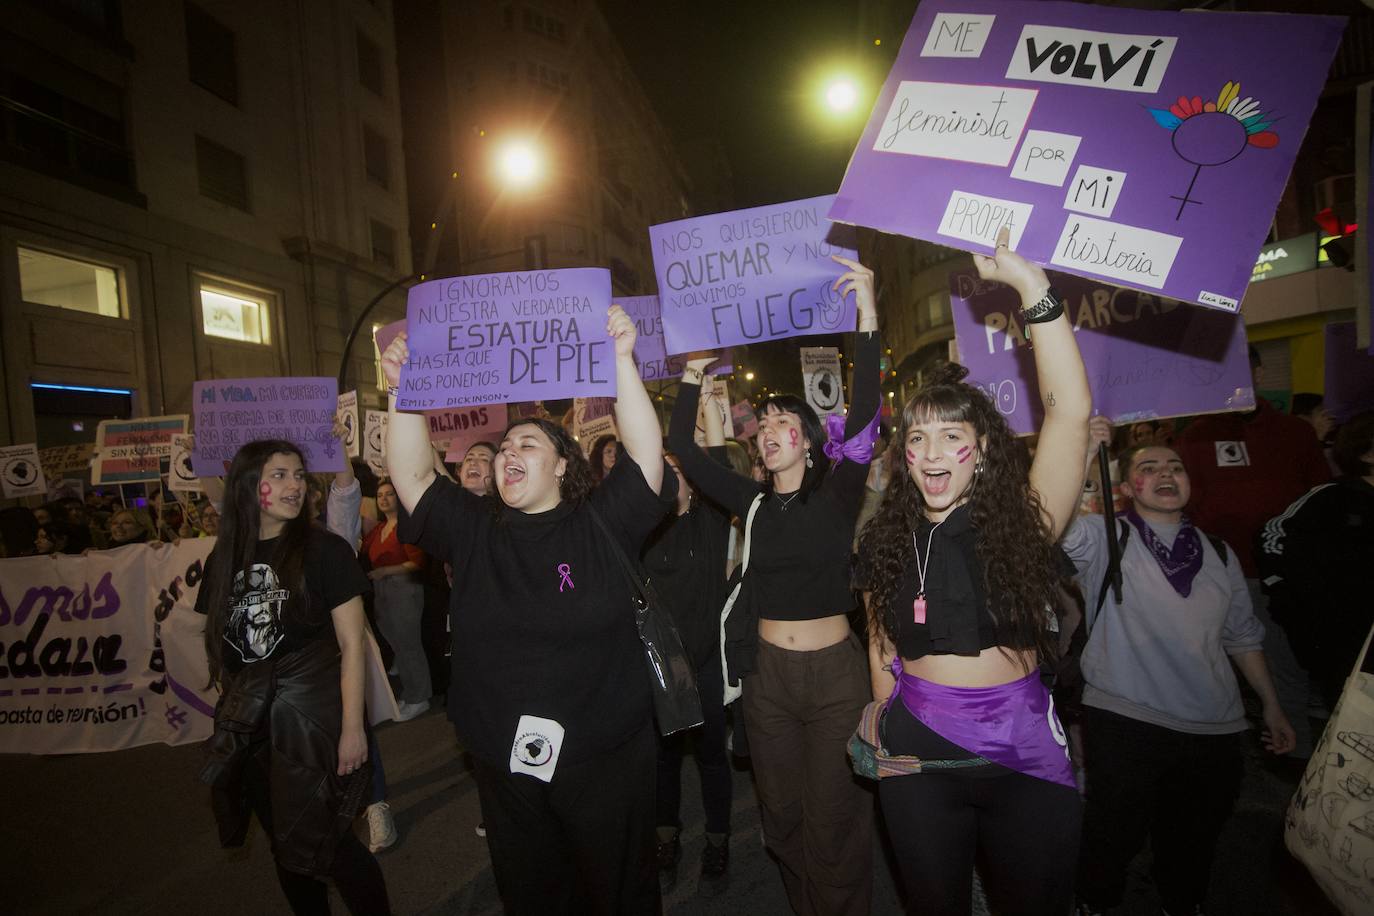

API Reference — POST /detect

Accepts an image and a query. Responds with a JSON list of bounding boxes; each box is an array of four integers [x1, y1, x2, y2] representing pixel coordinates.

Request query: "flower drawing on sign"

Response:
[[1146, 81, 1279, 219]]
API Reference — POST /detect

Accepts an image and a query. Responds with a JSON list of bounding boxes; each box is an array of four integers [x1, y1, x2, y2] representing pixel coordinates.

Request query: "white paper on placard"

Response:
[[874, 81, 1037, 168], [1010, 130, 1082, 186], [337, 390, 359, 458], [800, 348, 846, 419], [1050, 215, 1183, 290], [938, 190, 1034, 249], [1064, 165, 1128, 218], [363, 410, 389, 476], [920, 13, 996, 58], [168, 434, 202, 493], [1005, 25, 1178, 94], [0, 443, 47, 499]]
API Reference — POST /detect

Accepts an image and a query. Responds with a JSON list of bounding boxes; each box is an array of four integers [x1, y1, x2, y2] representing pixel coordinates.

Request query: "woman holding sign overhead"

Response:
[[669, 254, 882, 916], [855, 226, 1090, 916], [382, 304, 676, 916]]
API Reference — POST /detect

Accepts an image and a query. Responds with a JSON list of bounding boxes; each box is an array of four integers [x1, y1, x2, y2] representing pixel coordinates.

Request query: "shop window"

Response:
[[18, 246, 121, 318], [199, 281, 269, 344]]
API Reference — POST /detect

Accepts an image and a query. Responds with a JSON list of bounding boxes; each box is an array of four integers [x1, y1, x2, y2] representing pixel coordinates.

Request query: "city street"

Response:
[[3, 702, 1337, 915]]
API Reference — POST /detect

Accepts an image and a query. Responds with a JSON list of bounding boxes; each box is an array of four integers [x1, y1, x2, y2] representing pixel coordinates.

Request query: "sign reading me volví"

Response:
[[0, 443, 46, 499], [93, 416, 188, 485], [950, 269, 1253, 436], [651, 196, 859, 353], [191, 378, 342, 476], [830, 0, 1344, 313], [801, 347, 846, 419], [620, 295, 735, 381], [396, 268, 615, 410]]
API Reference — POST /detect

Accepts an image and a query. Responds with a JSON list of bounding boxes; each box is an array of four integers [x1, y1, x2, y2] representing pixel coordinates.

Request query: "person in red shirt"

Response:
[[1174, 346, 1331, 755], [361, 479, 430, 721]]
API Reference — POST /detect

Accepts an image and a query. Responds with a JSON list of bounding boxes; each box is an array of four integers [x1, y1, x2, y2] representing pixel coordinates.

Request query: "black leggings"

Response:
[[878, 700, 1081, 916]]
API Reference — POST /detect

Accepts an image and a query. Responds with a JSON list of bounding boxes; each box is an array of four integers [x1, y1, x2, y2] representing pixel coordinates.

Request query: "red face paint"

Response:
[[1132, 475, 1146, 494], [259, 481, 273, 510], [957, 446, 972, 464], [905, 448, 917, 465], [788, 429, 798, 448]]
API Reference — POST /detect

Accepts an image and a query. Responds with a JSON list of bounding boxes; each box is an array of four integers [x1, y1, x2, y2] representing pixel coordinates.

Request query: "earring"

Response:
[[805, 449, 814, 469]]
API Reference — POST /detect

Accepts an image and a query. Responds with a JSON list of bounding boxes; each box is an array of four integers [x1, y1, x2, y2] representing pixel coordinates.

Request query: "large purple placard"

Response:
[[951, 271, 1253, 435], [831, 0, 1344, 313], [396, 268, 614, 409], [192, 377, 343, 475], [621, 295, 734, 381], [650, 196, 858, 353]]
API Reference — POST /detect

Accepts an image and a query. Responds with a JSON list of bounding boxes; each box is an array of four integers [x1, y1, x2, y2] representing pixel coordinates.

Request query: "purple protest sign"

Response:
[[650, 196, 858, 353], [620, 295, 734, 381], [396, 268, 615, 409], [950, 271, 1253, 435], [831, 1, 1344, 313], [1325, 322, 1374, 422], [192, 377, 343, 475], [374, 319, 405, 360]]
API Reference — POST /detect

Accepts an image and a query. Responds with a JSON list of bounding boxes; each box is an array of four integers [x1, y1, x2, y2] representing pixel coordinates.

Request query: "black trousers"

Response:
[[878, 699, 1081, 916], [1077, 706, 1243, 914], [656, 653, 732, 836], [472, 722, 661, 916]]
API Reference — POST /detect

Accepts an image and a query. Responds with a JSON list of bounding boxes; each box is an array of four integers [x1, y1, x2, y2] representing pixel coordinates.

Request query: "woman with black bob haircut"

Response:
[[856, 226, 1090, 915], [668, 255, 881, 916], [197, 438, 390, 916], [382, 304, 676, 915]]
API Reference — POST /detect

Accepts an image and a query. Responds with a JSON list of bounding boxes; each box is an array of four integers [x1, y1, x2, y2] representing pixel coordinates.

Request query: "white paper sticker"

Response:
[[920, 13, 996, 58], [938, 190, 1034, 249], [1063, 165, 1127, 218], [1010, 130, 1081, 186], [874, 81, 1037, 168], [1050, 215, 1182, 290], [509, 714, 565, 783], [1197, 290, 1240, 312], [1005, 25, 1178, 94]]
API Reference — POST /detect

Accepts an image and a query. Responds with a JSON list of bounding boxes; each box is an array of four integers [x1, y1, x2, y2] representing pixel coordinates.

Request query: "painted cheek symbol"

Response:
[[258, 482, 273, 510], [956, 446, 972, 465], [1132, 475, 1147, 494], [905, 447, 917, 466], [788, 429, 798, 448]]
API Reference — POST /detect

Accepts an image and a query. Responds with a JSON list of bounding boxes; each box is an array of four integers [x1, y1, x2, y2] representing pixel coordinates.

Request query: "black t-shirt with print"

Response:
[[399, 456, 676, 767], [195, 527, 369, 676]]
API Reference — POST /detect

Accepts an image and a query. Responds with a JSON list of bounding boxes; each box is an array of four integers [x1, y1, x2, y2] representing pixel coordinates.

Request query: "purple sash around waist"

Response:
[[888, 658, 1074, 789]]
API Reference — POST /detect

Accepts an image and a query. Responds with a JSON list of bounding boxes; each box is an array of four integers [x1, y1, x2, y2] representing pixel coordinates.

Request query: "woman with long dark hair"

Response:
[[856, 227, 1090, 915], [197, 439, 390, 916], [383, 305, 675, 915], [667, 255, 881, 916]]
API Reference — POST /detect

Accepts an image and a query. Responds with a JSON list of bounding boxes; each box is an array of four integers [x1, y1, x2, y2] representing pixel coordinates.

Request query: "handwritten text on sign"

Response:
[[650, 196, 858, 353], [620, 295, 734, 381], [397, 268, 614, 409], [191, 378, 342, 476]]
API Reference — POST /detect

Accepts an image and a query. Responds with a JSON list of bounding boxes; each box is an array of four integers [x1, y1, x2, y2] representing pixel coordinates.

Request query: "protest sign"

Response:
[[731, 400, 760, 439], [38, 443, 94, 481], [801, 347, 846, 418], [396, 268, 615, 410], [0, 539, 219, 755], [191, 378, 343, 476], [429, 405, 506, 461], [830, 0, 1344, 312], [510, 401, 547, 420], [167, 435, 200, 493], [374, 320, 406, 362], [951, 270, 1253, 434], [573, 398, 619, 455], [0, 444, 46, 499], [46, 478, 84, 502], [363, 410, 389, 477], [650, 196, 859, 352], [93, 416, 188, 485], [1325, 321, 1374, 422], [337, 390, 360, 458], [620, 295, 735, 381], [694, 378, 735, 445]]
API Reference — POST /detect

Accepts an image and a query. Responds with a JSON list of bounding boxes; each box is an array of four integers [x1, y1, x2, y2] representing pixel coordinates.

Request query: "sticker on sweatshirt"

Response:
[[510, 714, 564, 783], [1214, 441, 1250, 468]]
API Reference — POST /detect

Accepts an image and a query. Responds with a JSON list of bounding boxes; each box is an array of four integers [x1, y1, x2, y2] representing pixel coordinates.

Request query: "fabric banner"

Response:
[[0, 444, 47, 499], [1325, 321, 1374, 422], [167, 435, 201, 494], [363, 410, 389, 477], [0, 539, 218, 755], [191, 378, 343, 476], [620, 295, 735, 381], [337, 390, 360, 459], [801, 347, 846, 418], [830, 0, 1345, 312], [397, 268, 615, 409], [950, 269, 1253, 434], [650, 196, 858, 352], [93, 416, 188, 485]]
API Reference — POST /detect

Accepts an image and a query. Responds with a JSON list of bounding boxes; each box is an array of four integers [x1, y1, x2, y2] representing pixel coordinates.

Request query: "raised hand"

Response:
[[972, 225, 1051, 303], [380, 332, 409, 390], [831, 255, 877, 327], [606, 304, 637, 358]]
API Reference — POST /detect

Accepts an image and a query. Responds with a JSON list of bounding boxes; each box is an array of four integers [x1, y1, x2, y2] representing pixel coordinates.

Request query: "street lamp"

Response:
[[824, 78, 860, 114], [495, 139, 543, 189]]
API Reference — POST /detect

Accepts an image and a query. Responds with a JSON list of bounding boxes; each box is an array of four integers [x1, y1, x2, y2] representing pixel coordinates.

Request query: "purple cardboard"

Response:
[[621, 295, 734, 380], [1325, 321, 1374, 422], [951, 270, 1254, 435], [192, 377, 343, 475], [650, 196, 859, 353], [832, 0, 1344, 313], [396, 268, 615, 409], [374, 320, 405, 361]]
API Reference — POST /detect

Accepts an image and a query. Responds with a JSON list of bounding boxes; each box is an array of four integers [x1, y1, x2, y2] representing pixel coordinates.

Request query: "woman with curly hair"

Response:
[[856, 227, 1091, 916], [669, 255, 881, 916], [381, 305, 676, 915]]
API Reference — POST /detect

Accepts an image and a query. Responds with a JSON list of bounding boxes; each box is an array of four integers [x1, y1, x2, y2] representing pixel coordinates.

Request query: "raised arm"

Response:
[[668, 357, 759, 519], [381, 332, 437, 513], [701, 379, 727, 448], [607, 304, 663, 493], [973, 225, 1091, 539], [832, 255, 882, 441]]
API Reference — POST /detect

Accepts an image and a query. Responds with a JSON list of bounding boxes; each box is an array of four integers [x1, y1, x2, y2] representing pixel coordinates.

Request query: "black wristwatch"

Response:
[[1021, 286, 1065, 324]]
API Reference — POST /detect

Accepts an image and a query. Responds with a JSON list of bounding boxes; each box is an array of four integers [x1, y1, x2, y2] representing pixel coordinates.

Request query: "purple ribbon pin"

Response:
[[557, 563, 574, 592]]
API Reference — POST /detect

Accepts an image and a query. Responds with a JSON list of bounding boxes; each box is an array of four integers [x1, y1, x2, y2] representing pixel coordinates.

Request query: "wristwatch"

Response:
[[1021, 286, 1065, 324]]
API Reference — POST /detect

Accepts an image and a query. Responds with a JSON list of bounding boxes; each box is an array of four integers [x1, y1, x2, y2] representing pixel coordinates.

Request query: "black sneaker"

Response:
[[656, 832, 681, 887], [700, 837, 729, 895]]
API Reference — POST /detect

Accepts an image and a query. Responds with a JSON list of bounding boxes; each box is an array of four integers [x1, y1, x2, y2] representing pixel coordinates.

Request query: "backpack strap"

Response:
[[1205, 533, 1228, 566]]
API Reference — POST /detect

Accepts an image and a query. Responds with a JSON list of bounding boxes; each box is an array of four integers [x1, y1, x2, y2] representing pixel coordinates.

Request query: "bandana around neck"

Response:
[[1124, 506, 1203, 597]]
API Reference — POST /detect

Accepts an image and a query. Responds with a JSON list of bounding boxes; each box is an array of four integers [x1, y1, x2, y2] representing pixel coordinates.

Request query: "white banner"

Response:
[[801, 347, 846, 418], [0, 443, 47, 499]]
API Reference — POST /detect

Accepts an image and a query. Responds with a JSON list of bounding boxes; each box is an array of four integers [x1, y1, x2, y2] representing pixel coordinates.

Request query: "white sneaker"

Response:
[[366, 802, 397, 853], [394, 699, 430, 722]]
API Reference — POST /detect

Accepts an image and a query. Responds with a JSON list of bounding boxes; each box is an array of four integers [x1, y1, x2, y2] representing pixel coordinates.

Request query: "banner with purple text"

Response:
[[431, 405, 507, 461], [951, 270, 1253, 435], [831, 0, 1344, 312], [192, 378, 343, 476], [0, 539, 218, 755], [650, 196, 858, 352], [397, 269, 614, 409], [620, 295, 734, 381]]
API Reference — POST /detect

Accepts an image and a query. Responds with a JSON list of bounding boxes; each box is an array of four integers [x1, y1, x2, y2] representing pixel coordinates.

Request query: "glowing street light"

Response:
[[745, 371, 755, 381], [495, 139, 542, 188], [823, 77, 860, 114]]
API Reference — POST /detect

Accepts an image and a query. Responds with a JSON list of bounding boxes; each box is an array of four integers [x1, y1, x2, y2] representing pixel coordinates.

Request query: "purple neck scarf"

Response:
[[1123, 507, 1203, 597], [822, 408, 882, 466]]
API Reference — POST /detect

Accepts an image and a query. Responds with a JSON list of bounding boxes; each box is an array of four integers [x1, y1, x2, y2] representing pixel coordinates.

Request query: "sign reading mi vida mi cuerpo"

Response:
[[950, 269, 1254, 435], [191, 378, 343, 477], [650, 196, 859, 353], [396, 268, 615, 410], [830, 0, 1345, 312]]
